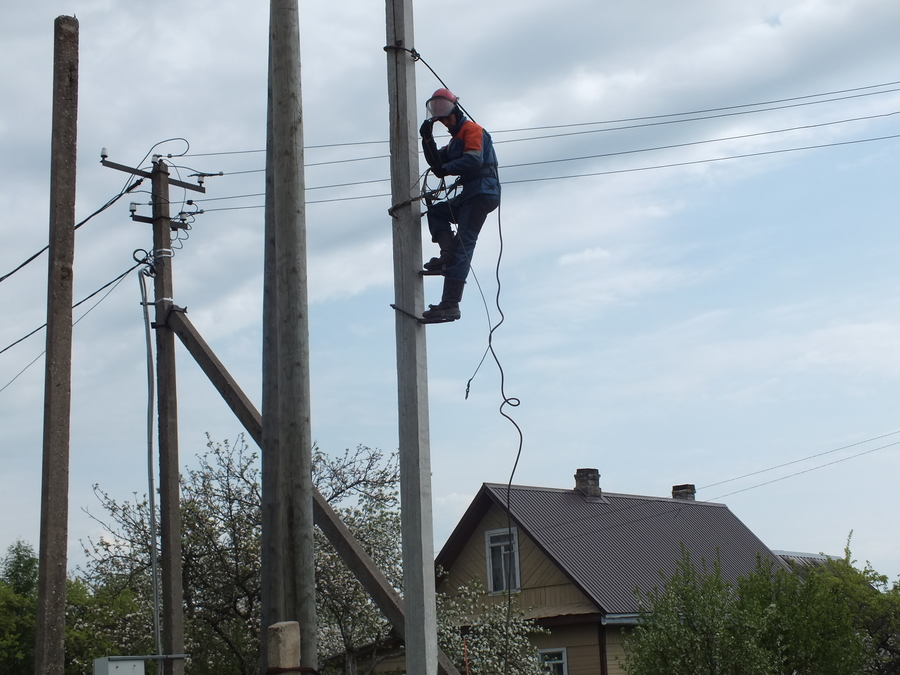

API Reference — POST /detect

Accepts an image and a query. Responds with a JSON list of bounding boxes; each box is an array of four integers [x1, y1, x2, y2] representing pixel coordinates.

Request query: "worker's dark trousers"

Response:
[[427, 192, 500, 281]]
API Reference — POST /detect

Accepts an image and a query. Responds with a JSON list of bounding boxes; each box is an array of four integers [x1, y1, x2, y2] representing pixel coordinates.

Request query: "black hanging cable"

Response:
[[0, 179, 143, 285], [403, 45, 524, 671], [0, 261, 142, 393], [0, 262, 143, 358]]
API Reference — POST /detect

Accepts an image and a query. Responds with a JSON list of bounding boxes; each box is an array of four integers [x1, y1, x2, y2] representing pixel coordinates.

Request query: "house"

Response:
[[435, 468, 786, 675]]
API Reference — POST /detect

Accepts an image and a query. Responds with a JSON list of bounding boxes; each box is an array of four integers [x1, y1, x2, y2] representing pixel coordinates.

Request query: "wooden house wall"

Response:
[[439, 503, 597, 617], [533, 622, 603, 675]]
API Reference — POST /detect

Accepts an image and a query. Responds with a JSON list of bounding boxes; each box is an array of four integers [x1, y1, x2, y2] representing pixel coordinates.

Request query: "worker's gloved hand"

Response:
[[432, 166, 449, 178], [420, 119, 434, 140]]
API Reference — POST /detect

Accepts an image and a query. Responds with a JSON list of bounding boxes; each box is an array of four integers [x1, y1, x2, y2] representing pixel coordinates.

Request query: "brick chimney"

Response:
[[672, 484, 696, 500], [574, 468, 601, 498]]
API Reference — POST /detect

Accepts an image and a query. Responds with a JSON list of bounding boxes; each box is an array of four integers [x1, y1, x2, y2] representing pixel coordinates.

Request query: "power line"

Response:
[[502, 132, 900, 186], [491, 85, 900, 144], [506, 429, 900, 550], [201, 103, 899, 186], [176, 79, 900, 160], [501, 110, 900, 170], [0, 262, 142, 358], [0, 262, 140, 393], [0, 180, 143, 286], [185, 121, 900, 209], [698, 429, 900, 491], [708, 439, 900, 502]]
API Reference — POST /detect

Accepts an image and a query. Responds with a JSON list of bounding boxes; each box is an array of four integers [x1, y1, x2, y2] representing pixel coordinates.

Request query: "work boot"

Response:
[[423, 231, 457, 272], [422, 278, 465, 322]]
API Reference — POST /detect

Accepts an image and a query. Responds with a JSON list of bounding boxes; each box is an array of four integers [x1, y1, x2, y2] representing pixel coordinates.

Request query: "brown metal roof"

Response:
[[437, 482, 784, 617]]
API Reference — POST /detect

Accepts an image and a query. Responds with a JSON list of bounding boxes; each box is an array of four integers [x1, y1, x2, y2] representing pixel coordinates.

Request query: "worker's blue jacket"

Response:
[[423, 115, 500, 201]]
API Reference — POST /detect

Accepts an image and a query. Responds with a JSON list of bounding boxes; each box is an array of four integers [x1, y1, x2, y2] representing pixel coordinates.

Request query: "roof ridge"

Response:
[[483, 482, 727, 506]]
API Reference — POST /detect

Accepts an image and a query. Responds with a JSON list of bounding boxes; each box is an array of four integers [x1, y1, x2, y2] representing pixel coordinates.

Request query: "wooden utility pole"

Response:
[[151, 159, 185, 675], [384, 1, 439, 674], [261, 34, 283, 661], [34, 15, 78, 675], [101, 152, 204, 675], [267, 0, 317, 667]]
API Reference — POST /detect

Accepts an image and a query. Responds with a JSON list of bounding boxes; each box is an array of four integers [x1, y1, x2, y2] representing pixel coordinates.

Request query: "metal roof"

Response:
[[437, 482, 784, 616]]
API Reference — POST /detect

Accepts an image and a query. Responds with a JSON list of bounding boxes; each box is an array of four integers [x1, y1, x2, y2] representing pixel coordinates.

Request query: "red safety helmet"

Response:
[[426, 88, 459, 121]]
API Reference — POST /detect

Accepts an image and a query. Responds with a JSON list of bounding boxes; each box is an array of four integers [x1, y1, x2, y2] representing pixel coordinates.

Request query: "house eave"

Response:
[[601, 613, 640, 626]]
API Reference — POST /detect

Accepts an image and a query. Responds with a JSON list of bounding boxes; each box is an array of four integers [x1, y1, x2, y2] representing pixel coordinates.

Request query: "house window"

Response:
[[485, 527, 519, 593], [539, 648, 567, 675]]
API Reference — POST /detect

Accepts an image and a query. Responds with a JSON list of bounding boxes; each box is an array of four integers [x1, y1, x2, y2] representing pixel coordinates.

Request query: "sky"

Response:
[[1, 0, 899, 583]]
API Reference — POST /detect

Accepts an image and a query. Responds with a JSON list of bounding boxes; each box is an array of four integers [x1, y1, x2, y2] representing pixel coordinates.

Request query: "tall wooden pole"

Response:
[[268, 0, 317, 667], [261, 30, 284, 671], [34, 16, 78, 675], [152, 159, 185, 675], [384, 1, 439, 674]]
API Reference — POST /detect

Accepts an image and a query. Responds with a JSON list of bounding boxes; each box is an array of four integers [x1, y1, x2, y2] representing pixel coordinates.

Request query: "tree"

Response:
[[622, 545, 882, 675], [78, 437, 552, 675], [623, 546, 769, 675], [316, 485, 403, 675], [736, 555, 868, 675], [437, 576, 546, 675], [0, 540, 38, 675], [818, 544, 900, 675], [81, 437, 404, 675]]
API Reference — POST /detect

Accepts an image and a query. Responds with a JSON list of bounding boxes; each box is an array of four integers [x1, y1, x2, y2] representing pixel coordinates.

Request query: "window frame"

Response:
[[484, 526, 521, 594], [538, 648, 568, 675]]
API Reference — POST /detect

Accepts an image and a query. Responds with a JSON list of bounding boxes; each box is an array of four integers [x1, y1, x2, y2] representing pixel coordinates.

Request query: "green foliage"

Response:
[[80, 438, 406, 675], [437, 576, 546, 675], [2, 540, 39, 596], [622, 544, 900, 675], [820, 545, 900, 675], [316, 482, 403, 675], [736, 555, 867, 675], [0, 540, 38, 675], [624, 546, 769, 675]]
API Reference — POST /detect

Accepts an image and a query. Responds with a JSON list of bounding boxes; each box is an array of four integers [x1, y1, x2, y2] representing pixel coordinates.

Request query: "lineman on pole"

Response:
[[419, 88, 500, 323]]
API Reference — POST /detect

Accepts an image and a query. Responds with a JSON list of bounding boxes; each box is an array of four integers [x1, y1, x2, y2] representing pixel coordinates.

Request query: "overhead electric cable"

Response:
[[502, 110, 900, 170], [191, 120, 900, 210], [205, 106, 899, 185], [502, 133, 900, 185], [176, 79, 900, 160], [492, 79, 900, 134], [0, 180, 142, 285], [514, 428, 900, 549], [708, 439, 900, 502], [0, 262, 142, 358], [182, 139, 388, 157], [699, 429, 900, 491], [492, 87, 900, 145], [0, 262, 140, 392]]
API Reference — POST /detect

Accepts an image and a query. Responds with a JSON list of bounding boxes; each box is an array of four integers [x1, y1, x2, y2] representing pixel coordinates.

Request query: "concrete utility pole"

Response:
[[151, 159, 185, 675], [384, 1, 439, 674], [266, 0, 317, 668], [34, 15, 78, 675]]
